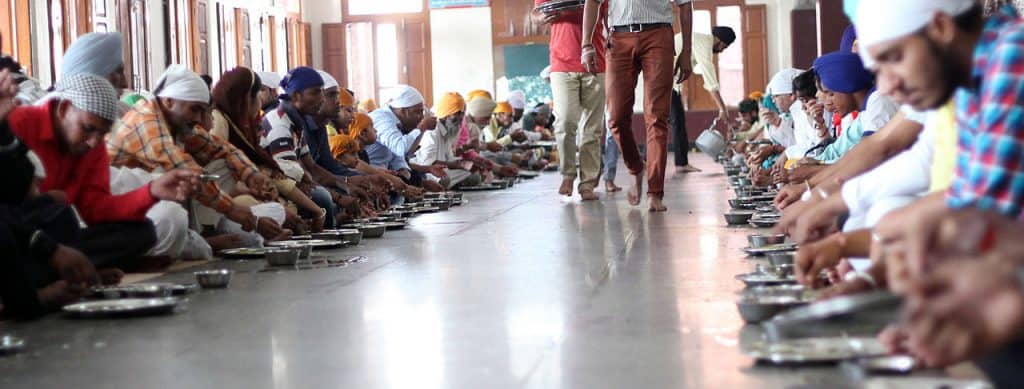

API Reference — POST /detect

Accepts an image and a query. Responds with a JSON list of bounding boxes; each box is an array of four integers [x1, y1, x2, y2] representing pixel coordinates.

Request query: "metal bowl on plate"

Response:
[[424, 192, 443, 200], [312, 229, 363, 245], [724, 211, 755, 225], [265, 249, 300, 266], [768, 252, 795, 266], [728, 199, 755, 210], [748, 233, 786, 248], [346, 223, 386, 238], [763, 291, 903, 341], [0, 335, 26, 355], [736, 295, 809, 323], [737, 177, 753, 186], [292, 244, 312, 259], [195, 269, 233, 289], [429, 199, 452, 211], [757, 264, 796, 278]]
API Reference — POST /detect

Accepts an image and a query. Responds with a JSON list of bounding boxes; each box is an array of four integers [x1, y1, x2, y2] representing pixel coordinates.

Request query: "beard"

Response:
[[924, 37, 969, 109]]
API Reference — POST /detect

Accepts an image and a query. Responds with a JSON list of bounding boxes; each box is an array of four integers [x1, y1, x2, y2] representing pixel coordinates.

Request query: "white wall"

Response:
[[428, 7, 495, 105], [302, 0, 343, 70]]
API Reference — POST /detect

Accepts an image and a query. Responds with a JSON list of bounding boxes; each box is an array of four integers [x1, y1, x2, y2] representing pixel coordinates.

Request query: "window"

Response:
[[347, 0, 423, 16]]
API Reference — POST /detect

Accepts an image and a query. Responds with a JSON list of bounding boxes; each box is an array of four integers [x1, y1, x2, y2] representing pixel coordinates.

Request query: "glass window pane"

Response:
[[693, 10, 711, 35], [376, 24, 400, 89], [345, 22, 375, 103], [348, 0, 422, 16], [716, 6, 744, 107]]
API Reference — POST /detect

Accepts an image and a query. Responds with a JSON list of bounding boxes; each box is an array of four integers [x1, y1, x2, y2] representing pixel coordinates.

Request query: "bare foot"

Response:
[[627, 174, 643, 206], [648, 195, 667, 212], [605, 181, 623, 193], [206, 234, 245, 251], [559, 178, 574, 196], [675, 165, 701, 174], [579, 190, 599, 201]]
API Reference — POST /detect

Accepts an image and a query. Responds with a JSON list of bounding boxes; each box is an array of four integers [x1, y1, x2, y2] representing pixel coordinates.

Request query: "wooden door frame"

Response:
[[339, 0, 433, 104]]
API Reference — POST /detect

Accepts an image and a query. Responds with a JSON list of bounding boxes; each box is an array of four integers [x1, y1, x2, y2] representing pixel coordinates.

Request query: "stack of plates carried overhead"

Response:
[[536, 0, 585, 13]]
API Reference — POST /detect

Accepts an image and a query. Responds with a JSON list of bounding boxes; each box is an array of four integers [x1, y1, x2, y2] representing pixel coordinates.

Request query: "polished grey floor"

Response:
[[0, 154, 872, 388]]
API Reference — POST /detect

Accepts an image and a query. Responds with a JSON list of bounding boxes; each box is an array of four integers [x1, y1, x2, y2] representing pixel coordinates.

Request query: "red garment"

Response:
[[10, 101, 157, 224], [536, 0, 608, 73]]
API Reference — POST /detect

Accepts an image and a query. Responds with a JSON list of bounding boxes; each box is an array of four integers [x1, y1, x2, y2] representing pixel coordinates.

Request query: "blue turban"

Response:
[[840, 25, 857, 53], [61, 32, 124, 78], [280, 67, 324, 95], [813, 51, 873, 94]]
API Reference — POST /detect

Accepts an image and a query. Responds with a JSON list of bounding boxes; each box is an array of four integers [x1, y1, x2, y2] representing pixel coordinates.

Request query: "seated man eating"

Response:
[[412, 92, 482, 189]]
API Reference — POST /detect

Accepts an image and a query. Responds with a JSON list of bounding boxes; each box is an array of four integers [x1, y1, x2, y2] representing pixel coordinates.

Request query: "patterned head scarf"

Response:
[[51, 74, 121, 121]]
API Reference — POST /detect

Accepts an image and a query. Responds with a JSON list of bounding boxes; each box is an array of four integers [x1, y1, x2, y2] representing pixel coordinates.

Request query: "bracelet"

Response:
[[581, 43, 594, 49]]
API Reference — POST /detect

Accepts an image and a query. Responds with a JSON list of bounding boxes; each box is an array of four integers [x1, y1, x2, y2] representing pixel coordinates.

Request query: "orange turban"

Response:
[[749, 91, 764, 101], [348, 112, 372, 140], [494, 101, 513, 114], [466, 89, 492, 102], [359, 98, 377, 112], [330, 134, 359, 159], [339, 88, 355, 107], [434, 92, 466, 119]]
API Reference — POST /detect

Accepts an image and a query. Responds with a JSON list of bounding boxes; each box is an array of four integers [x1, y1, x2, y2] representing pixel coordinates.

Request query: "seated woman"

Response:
[[210, 67, 329, 234]]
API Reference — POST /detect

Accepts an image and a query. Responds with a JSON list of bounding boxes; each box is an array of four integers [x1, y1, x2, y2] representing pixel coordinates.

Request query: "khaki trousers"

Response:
[[551, 71, 606, 192]]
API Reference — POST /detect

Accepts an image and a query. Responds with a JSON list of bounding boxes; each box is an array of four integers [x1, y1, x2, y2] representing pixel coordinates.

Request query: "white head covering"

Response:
[[385, 85, 425, 108], [855, 0, 975, 67], [508, 90, 526, 110], [154, 64, 211, 103], [316, 70, 339, 90], [540, 66, 551, 79], [61, 32, 124, 79], [767, 68, 805, 96], [48, 73, 121, 122], [257, 71, 282, 90]]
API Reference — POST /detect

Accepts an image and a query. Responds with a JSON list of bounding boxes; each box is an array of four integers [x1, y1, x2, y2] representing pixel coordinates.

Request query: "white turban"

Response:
[[61, 32, 124, 79], [316, 70, 339, 90], [385, 85, 424, 108], [508, 90, 526, 110], [155, 64, 211, 103], [767, 68, 805, 96], [257, 71, 282, 90], [855, 0, 975, 67]]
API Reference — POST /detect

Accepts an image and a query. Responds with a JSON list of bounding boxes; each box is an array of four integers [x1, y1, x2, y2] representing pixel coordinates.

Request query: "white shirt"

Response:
[[840, 112, 936, 218], [678, 32, 718, 92], [603, 0, 691, 26], [784, 102, 822, 159], [412, 121, 458, 166], [861, 92, 901, 135], [765, 114, 797, 148], [370, 107, 421, 159]]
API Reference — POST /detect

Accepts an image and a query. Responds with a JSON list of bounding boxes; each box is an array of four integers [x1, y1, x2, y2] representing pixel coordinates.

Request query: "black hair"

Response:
[[738, 98, 759, 114], [712, 26, 736, 46], [793, 69, 818, 100], [199, 74, 213, 90], [955, 4, 984, 34], [0, 127, 34, 204]]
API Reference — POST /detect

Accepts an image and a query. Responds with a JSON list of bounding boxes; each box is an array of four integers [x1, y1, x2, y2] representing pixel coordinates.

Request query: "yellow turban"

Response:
[[466, 89, 492, 102], [434, 92, 466, 119], [348, 112, 372, 140], [330, 134, 358, 159], [339, 88, 355, 107], [359, 98, 377, 112], [494, 101, 513, 114]]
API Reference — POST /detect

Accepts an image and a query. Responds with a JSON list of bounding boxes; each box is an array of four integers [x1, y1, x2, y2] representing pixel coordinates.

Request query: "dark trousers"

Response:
[[73, 221, 157, 269], [976, 338, 1024, 389], [670, 89, 689, 167]]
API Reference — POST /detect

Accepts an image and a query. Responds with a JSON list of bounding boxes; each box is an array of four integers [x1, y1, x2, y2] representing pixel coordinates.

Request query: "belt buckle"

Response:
[[629, 24, 642, 33]]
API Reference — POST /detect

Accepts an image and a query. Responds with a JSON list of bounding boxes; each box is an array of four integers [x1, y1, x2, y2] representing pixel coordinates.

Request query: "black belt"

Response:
[[611, 23, 671, 33]]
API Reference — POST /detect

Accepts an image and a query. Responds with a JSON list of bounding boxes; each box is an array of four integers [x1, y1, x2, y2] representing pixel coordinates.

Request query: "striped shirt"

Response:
[[602, 0, 691, 26]]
